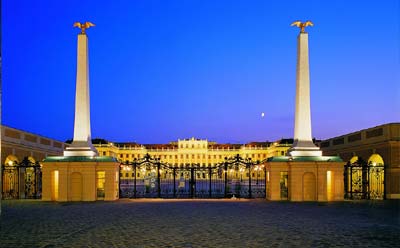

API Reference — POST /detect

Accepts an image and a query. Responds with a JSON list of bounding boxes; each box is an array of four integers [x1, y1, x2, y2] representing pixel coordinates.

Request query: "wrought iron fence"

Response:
[[119, 154, 266, 199], [344, 158, 385, 200], [2, 157, 42, 199]]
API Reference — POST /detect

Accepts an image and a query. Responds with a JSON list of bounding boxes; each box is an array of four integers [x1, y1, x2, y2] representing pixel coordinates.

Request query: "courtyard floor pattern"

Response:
[[0, 199, 399, 248]]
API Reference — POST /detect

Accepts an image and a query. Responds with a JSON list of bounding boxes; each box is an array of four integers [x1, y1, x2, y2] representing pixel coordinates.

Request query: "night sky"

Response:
[[3, 1, 399, 144]]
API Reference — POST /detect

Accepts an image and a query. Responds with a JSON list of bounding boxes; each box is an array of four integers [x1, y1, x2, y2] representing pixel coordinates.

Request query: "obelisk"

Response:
[[64, 22, 98, 157], [288, 21, 322, 157]]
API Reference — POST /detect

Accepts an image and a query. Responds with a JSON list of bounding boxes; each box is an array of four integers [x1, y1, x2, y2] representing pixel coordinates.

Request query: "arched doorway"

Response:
[[367, 154, 385, 199], [2, 156, 42, 199], [2, 155, 20, 199], [71, 172, 82, 201], [303, 172, 316, 201], [344, 154, 385, 199]]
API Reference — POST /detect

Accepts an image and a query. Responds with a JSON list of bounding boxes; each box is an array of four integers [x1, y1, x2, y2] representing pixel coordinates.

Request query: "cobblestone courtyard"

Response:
[[0, 199, 399, 248]]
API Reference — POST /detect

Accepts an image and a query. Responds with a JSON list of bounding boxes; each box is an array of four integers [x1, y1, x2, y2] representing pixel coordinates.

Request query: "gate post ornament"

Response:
[[291, 20, 313, 33], [73, 21, 95, 34]]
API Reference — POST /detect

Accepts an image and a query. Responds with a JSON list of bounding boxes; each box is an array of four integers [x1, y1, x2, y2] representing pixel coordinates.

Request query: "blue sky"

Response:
[[3, 0, 399, 143]]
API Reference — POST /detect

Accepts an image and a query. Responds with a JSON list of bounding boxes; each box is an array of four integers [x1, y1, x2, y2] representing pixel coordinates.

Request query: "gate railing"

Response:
[[2, 157, 42, 199], [119, 153, 266, 199], [344, 158, 385, 200]]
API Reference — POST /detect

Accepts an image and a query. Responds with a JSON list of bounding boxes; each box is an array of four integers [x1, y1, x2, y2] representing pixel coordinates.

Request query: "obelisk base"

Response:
[[64, 141, 98, 157], [288, 139, 322, 157]]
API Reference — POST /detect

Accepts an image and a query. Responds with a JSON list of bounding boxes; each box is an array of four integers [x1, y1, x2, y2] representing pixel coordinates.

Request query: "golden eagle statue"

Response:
[[73, 22, 95, 34], [291, 20, 313, 33]]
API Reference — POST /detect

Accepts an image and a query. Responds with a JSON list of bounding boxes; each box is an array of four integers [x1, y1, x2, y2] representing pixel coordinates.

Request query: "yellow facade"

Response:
[[320, 123, 400, 199], [1, 125, 66, 165], [266, 160, 344, 202], [42, 159, 119, 202]]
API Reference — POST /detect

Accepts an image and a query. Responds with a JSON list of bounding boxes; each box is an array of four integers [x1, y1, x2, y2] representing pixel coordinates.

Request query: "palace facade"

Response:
[[94, 138, 293, 180]]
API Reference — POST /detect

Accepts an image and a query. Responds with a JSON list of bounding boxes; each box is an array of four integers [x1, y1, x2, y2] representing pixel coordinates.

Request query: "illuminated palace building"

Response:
[[95, 138, 291, 165], [93, 138, 293, 198]]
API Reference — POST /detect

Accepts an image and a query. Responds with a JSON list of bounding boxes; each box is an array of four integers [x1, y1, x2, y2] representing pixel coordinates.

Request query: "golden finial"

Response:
[[291, 20, 313, 33], [73, 22, 95, 34]]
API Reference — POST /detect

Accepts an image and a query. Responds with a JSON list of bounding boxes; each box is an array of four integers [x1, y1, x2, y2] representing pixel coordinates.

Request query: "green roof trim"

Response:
[[267, 156, 343, 162], [43, 156, 118, 162]]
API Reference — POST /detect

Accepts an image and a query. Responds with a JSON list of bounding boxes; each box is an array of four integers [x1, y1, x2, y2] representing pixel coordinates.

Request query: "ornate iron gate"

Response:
[[2, 157, 42, 199], [344, 158, 385, 200], [119, 154, 266, 199]]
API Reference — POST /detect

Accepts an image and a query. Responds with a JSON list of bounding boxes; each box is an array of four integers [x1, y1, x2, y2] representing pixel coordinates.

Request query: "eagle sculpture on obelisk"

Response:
[[64, 22, 98, 156], [288, 20, 322, 157], [291, 20, 313, 33], [73, 22, 95, 34]]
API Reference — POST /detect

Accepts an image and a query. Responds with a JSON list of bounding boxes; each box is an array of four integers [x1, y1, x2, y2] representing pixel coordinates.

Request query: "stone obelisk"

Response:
[[64, 22, 98, 157], [288, 21, 322, 157]]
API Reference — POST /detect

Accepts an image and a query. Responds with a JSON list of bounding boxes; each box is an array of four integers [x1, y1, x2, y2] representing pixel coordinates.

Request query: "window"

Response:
[[320, 141, 330, 148], [103, 151, 106, 156], [125, 173, 129, 177], [366, 128, 383, 138], [120, 154, 123, 158], [333, 138, 344, 145], [348, 133, 361, 142], [96, 171, 106, 200], [281, 151, 285, 156]]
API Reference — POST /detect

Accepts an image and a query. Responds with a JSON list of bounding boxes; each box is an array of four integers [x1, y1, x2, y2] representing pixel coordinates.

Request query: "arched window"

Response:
[[368, 154, 384, 166]]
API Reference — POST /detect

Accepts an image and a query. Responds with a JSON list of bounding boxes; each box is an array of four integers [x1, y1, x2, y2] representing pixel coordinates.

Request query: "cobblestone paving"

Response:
[[0, 199, 399, 248]]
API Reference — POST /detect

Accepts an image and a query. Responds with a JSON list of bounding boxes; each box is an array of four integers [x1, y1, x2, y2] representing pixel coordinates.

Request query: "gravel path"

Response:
[[0, 199, 399, 247]]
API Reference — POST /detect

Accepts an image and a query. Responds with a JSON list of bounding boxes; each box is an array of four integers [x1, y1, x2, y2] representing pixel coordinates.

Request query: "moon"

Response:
[[261, 112, 265, 118]]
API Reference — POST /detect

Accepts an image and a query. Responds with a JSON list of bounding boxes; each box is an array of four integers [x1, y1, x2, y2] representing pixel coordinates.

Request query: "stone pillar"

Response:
[[289, 31, 322, 157], [64, 32, 97, 156]]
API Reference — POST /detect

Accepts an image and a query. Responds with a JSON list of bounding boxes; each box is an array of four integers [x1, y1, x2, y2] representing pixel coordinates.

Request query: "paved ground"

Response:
[[0, 199, 399, 248]]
